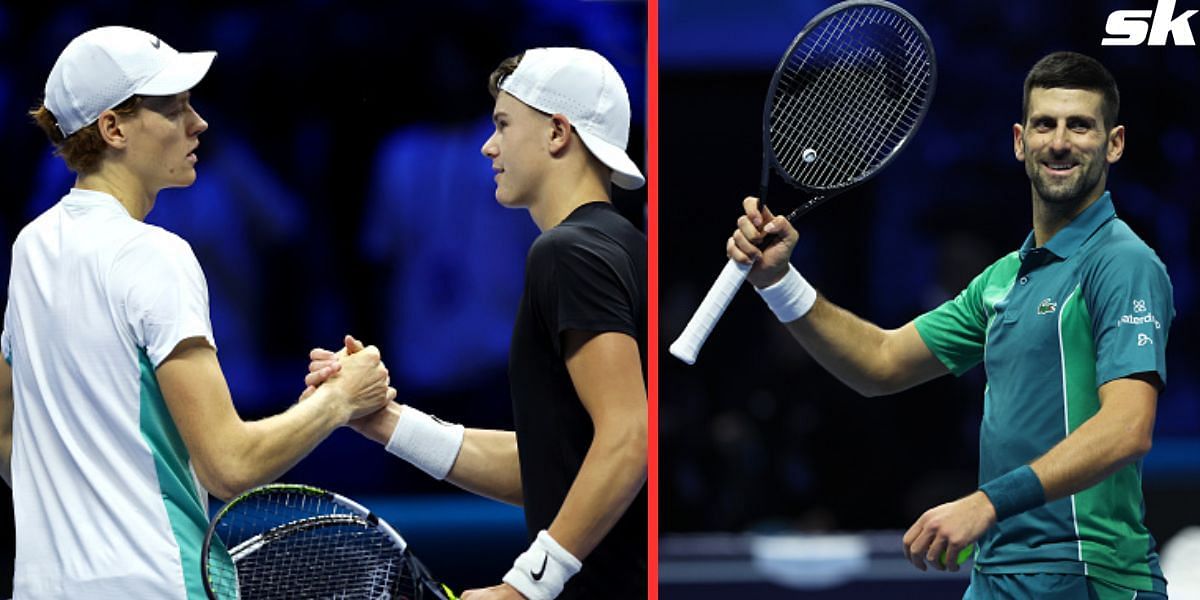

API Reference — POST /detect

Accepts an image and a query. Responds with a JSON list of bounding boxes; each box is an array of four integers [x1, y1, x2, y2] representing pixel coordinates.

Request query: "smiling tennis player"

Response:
[[730, 51, 1171, 599]]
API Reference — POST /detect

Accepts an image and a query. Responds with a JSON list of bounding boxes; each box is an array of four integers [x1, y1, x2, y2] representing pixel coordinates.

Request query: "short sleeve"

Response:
[[914, 263, 1001, 376], [528, 231, 637, 357], [112, 230, 216, 367], [1084, 243, 1173, 387]]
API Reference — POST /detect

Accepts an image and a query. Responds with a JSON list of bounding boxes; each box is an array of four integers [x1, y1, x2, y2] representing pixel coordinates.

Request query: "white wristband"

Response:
[[384, 405, 464, 480], [754, 263, 817, 322], [502, 530, 582, 600]]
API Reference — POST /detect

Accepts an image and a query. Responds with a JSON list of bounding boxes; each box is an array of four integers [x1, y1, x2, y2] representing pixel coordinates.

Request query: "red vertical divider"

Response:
[[646, 0, 660, 598]]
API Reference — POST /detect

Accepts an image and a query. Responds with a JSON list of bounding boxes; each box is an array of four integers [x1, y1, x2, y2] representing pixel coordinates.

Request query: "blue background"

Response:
[[659, 0, 1200, 582], [0, 0, 646, 594], [4, 0, 1199, 596]]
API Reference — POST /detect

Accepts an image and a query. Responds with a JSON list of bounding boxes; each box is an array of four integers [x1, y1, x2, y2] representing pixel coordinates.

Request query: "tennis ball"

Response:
[[940, 543, 975, 567]]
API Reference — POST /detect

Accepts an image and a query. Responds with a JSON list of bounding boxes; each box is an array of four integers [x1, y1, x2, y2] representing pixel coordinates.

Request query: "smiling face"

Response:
[[480, 91, 555, 208], [1014, 87, 1124, 207], [118, 91, 208, 190]]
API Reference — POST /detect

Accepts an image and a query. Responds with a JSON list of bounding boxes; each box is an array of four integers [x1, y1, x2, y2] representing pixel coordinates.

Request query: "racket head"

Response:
[[201, 483, 452, 600], [763, 0, 937, 197]]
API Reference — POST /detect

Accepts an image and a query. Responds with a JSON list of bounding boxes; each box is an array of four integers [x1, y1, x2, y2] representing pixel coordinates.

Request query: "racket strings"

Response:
[[205, 489, 420, 599], [778, 23, 927, 184], [768, 4, 933, 192], [836, 12, 926, 164], [230, 524, 411, 598], [773, 8, 883, 163], [777, 11, 923, 182], [792, 18, 912, 180], [804, 15, 929, 184], [770, 12, 851, 161], [774, 7, 921, 178]]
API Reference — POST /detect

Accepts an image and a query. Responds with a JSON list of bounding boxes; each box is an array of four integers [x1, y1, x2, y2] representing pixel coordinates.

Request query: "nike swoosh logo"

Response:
[[530, 554, 548, 581], [151, 37, 161, 49]]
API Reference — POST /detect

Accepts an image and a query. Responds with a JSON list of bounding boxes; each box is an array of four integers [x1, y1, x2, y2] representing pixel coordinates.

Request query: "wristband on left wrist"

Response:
[[501, 530, 581, 600], [979, 464, 1045, 521]]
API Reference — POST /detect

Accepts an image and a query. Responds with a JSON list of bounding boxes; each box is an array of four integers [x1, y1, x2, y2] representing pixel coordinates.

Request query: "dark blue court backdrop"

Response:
[[660, 0, 1200, 569], [5, 0, 1199, 595], [0, 0, 646, 593]]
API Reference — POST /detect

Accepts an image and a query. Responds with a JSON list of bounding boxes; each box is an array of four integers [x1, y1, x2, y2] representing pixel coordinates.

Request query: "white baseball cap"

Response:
[[499, 47, 645, 190], [45, 26, 216, 137]]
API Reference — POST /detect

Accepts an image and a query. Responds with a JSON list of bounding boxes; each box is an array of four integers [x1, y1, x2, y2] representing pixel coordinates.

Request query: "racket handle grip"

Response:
[[669, 259, 752, 365]]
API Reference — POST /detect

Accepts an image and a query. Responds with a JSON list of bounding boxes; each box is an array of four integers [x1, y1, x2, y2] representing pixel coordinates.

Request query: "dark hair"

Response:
[[1023, 51, 1120, 130], [29, 96, 144, 175], [488, 52, 524, 99]]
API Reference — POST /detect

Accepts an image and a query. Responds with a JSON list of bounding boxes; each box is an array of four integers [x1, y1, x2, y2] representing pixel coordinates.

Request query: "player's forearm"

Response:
[[546, 418, 647, 560], [354, 403, 522, 504], [1029, 400, 1154, 502], [782, 296, 904, 396], [204, 389, 348, 499], [446, 429, 523, 506]]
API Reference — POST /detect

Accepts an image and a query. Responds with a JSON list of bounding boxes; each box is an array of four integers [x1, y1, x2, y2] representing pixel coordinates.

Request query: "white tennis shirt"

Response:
[[3, 188, 216, 598]]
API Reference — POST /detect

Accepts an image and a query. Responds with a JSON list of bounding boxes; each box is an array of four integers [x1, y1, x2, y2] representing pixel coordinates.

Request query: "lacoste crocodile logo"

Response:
[[1037, 298, 1057, 315]]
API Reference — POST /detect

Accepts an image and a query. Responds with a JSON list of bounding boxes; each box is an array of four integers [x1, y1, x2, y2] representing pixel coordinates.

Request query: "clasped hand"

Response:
[[299, 334, 395, 425]]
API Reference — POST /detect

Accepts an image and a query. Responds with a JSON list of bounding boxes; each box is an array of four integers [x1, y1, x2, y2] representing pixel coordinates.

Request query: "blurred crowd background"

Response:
[[2, 0, 1197, 596], [660, 0, 1199, 593], [0, 0, 645, 593]]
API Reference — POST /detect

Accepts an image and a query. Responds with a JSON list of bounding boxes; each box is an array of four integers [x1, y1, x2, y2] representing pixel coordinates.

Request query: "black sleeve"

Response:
[[528, 230, 638, 357]]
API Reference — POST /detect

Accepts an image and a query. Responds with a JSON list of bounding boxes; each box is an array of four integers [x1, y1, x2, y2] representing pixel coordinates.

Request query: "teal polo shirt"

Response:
[[915, 192, 1172, 594]]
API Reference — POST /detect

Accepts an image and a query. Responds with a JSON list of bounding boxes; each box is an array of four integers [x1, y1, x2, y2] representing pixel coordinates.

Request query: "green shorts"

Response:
[[964, 571, 1167, 599]]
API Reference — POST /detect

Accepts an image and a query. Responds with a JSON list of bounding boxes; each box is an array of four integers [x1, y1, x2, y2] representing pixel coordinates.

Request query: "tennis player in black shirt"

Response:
[[307, 48, 647, 600]]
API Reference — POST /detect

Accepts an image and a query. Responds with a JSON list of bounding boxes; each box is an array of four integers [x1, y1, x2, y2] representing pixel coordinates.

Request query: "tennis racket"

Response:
[[201, 483, 458, 600], [669, 0, 937, 364]]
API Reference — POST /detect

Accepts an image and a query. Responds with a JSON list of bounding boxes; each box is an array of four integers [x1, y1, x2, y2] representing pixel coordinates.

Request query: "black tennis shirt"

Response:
[[508, 201, 647, 599]]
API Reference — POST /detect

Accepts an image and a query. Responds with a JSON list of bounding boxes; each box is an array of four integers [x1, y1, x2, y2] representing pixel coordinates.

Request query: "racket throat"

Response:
[[786, 196, 824, 222], [755, 195, 823, 251]]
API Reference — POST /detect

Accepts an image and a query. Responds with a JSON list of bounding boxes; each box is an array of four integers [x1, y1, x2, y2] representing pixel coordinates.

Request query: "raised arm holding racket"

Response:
[[668, 0, 937, 364], [674, 3, 1172, 596]]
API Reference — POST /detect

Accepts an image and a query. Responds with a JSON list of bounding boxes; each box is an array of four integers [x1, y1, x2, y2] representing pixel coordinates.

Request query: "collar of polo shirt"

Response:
[[1019, 191, 1117, 262]]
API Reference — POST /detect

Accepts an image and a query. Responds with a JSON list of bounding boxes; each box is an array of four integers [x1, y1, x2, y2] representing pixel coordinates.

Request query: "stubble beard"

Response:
[[1025, 144, 1107, 214]]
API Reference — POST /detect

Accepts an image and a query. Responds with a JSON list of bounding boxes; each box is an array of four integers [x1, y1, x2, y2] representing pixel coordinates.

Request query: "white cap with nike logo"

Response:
[[44, 26, 216, 137]]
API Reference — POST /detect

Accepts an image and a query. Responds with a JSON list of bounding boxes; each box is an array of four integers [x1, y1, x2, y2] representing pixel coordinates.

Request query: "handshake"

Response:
[[297, 334, 397, 436], [298, 334, 465, 481]]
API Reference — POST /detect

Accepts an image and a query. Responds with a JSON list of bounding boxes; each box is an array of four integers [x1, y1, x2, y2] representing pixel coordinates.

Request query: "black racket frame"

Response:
[[758, 0, 938, 224]]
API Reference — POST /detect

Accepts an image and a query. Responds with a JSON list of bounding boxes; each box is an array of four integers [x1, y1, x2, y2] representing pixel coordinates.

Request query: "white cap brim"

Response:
[[135, 50, 216, 96], [576, 128, 645, 190]]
